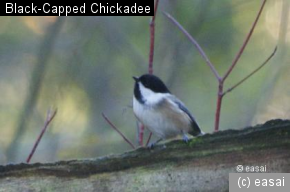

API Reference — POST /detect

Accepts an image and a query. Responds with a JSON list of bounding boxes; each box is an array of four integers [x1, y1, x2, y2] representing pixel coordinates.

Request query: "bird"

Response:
[[133, 74, 204, 147]]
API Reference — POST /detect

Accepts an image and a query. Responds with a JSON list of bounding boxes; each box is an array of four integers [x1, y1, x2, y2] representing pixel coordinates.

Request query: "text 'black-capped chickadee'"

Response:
[[133, 74, 204, 147]]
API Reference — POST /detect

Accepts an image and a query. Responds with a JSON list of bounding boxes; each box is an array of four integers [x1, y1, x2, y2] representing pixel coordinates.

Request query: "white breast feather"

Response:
[[133, 93, 191, 139]]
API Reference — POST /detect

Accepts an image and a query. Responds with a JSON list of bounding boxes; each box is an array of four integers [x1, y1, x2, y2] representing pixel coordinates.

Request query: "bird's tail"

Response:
[[189, 121, 205, 137], [189, 130, 205, 137], [196, 131, 205, 136]]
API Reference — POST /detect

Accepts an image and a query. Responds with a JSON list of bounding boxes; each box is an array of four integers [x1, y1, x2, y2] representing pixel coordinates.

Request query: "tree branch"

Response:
[[164, 1, 269, 131], [6, 17, 65, 161], [222, 0, 267, 82], [148, 0, 160, 75], [146, 132, 153, 146], [223, 46, 277, 96], [164, 12, 221, 81], [1, 120, 290, 191], [102, 113, 135, 149], [26, 109, 57, 163], [138, 124, 145, 147], [144, 0, 160, 145]]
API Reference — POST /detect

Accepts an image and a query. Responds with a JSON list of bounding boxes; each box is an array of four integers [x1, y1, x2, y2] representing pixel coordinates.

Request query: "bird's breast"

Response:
[[133, 97, 191, 139]]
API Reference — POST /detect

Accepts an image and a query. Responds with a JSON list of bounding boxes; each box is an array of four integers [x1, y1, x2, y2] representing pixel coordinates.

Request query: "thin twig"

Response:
[[214, 0, 268, 131], [214, 85, 224, 132], [223, 46, 277, 96], [164, 0, 269, 132], [148, 0, 160, 74], [152, 0, 159, 23], [146, 132, 153, 147], [164, 12, 221, 81], [26, 109, 57, 163], [102, 113, 135, 149], [145, 0, 160, 145], [222, 0, 267, 82], [139, 124, 144, 147], [7, 17, 65, 161]]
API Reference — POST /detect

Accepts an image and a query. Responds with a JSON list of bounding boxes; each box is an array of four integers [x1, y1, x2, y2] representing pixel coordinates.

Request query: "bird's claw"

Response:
[[183, 134, 190, 143], [147, 138, 163, 149], [147, 143, 155, 149]]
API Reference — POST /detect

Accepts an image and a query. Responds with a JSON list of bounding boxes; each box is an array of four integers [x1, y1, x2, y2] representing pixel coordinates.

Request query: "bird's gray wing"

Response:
[[170, 96, 202, 136]]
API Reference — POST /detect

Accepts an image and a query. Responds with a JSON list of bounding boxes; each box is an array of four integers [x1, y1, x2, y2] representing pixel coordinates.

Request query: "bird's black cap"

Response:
[[134, 74, 170, 94]]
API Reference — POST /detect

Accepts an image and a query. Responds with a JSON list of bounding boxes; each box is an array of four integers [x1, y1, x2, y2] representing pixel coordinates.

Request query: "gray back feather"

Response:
[[171, 97, 202, 136]]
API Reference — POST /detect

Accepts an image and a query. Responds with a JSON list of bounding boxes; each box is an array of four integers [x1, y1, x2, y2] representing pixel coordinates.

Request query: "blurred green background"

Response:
[[0, 0, 289, 164]]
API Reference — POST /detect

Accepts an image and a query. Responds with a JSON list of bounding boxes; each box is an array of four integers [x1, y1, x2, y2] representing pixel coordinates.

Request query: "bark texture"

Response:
[[0, 119, 290, 192]]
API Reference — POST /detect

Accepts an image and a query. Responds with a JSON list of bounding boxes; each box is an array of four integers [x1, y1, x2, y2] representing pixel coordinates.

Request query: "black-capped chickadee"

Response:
[[133, 74, 204, 147]]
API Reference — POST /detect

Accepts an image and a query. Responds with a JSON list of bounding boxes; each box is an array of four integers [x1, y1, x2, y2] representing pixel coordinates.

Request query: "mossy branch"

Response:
[[1, 119, 290, 191]]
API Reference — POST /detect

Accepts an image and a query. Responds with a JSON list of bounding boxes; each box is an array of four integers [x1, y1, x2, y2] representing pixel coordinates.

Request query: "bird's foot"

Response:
[[182, 134, 190, 143], [147, 138, 163, 149], [147, 143, 155, 149]]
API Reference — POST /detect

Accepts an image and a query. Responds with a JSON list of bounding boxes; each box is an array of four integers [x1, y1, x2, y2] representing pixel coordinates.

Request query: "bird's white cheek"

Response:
[[138, 83, 166, 105]]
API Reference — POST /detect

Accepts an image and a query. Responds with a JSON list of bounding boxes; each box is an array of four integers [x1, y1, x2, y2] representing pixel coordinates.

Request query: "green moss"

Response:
[[189, 137, 204, 147], [1, 119, 290, 180], [0, 119, 289, 191]]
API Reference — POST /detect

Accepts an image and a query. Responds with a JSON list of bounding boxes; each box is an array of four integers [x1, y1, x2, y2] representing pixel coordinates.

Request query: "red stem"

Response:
[[146, 132, 153, 146], [102, 113, 135, 149], [144, 0, 160, 145], [214, 0, 267, 131], [214, 85, 223, 132], [139, 124, 145, 147], [148, 0, 159, 75], [164, 0, 268, 132], [222, 0, 267, 82], [26, 109, 57, 163], [148, 24, 155, 74]]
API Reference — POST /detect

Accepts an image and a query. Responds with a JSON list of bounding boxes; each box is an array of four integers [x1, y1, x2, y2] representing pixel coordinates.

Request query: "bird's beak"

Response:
[[132, 76, 139, 82]]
